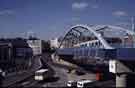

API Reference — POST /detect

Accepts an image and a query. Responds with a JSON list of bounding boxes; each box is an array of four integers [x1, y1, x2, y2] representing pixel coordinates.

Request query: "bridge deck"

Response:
[[57, 48, 135, 61]]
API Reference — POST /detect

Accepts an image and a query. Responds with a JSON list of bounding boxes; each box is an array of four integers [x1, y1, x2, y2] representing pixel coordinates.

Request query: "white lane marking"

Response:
[[21, 81, 30, 85]]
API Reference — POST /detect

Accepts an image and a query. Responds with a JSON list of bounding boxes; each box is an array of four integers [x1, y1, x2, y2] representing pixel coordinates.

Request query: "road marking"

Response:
[[21, 81, 30, 85]]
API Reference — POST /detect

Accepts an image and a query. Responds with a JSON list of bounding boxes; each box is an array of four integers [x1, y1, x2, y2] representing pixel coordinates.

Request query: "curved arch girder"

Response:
[[59, 24, 114, 49]]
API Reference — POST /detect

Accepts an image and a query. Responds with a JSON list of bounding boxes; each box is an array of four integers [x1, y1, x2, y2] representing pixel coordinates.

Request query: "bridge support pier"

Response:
[[109, 60, 135, 87], [116, 74, 127, 87]]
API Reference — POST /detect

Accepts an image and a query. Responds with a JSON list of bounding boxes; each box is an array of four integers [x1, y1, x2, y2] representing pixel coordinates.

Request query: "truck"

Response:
[[34, 68, 53, 81]]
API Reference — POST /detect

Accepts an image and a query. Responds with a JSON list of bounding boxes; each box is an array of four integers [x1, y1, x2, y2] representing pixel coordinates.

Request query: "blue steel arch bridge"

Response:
[[56, 24, 135, 66]]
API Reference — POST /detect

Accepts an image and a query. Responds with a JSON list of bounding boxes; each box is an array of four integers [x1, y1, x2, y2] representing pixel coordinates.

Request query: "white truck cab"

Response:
[[34, 69, 50, 81]]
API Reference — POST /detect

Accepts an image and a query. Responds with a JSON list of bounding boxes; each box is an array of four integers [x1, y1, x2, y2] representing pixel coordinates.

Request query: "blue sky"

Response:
[[0, 0, 135, 40]]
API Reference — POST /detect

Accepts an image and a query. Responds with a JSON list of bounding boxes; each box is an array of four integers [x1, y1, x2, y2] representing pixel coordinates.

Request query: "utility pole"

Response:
[[131, 16, 135, 32]]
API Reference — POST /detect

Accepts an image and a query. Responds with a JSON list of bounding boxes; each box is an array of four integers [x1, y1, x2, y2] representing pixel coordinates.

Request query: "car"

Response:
[[0, 69, 5, 77], [67, 80, 77, 87], [0, 69, 5, 86], [77, 79, 94, 88]]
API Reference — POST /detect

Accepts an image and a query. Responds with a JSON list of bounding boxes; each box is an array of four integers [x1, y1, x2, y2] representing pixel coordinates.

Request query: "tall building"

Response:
[[0, 38, 33, 73], [27, 39, 42, 55], [50, 38, 59, 49]]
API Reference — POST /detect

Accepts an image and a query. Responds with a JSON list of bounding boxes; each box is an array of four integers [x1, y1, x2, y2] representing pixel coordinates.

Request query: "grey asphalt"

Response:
[[4, 53, 115, 87]]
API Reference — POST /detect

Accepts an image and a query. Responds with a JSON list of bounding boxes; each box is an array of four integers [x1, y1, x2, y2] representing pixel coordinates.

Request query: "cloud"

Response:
[[0, 10, 14, 15], [113, 11, 128, 17], [72, 2, 89, 10]]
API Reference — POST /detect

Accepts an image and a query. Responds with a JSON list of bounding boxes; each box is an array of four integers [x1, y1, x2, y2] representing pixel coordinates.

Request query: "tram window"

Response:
[[98, 42, 100, 46], [94, 43, 95, 47], [85, 44, 87, 47], [93, 43, 95, 47], [87, 43, 89, 47], [81, 44, 84, 47], [94, 43, 96, 47], [89, 43, 91, 47], [91, 43, 94, 47], [96, 42, 99, 46], [95, 42, 97, 48], [95, 42, 98, 46]]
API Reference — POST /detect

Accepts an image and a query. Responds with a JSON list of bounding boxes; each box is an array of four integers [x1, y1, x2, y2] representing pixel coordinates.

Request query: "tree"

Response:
[[42, 40, 51, 52]]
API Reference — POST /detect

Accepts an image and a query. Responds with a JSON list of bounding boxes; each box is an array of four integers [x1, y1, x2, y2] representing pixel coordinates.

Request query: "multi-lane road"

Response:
[[10, 59, 70, 87], [3, 53, 115, 87]]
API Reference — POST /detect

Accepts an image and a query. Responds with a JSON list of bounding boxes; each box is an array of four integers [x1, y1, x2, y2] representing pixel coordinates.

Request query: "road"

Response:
[[9, 53, 69, 87], [8, 53, 115, 87], [10, 62, 69, 87]]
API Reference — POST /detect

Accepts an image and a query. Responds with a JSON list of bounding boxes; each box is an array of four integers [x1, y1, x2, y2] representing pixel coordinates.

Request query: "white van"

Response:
[[0, 69, 5, 77], [34, 69, 52, 81], [77, 79, 93, 88], [67, 80, 77, 87]]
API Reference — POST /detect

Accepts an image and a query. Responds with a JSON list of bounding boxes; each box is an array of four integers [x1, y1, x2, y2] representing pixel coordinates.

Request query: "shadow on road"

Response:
[[38, 76, 60, 83]]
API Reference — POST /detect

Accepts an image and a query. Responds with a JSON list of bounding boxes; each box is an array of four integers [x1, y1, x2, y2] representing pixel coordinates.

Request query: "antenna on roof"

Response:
[[131, 16, 135, 32], [27, 31, 35, 38]]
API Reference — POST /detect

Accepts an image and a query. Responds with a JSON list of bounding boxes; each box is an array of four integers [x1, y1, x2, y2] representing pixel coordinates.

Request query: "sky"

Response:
[[0, 0, 135, 40]]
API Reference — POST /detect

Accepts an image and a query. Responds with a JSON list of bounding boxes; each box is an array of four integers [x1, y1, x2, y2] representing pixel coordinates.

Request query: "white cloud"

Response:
[[72, 2, 89, 10], [0, 10, 14, 15], [113, 11, 128, 17]]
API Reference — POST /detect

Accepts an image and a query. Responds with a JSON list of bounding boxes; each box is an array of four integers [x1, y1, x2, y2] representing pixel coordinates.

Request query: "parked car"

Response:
[[77, 79, 94, 88], [0, 69, 5, 86], [67, 80, 77, 87]]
